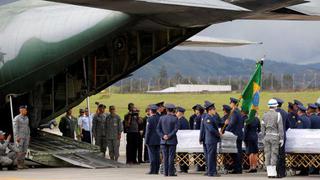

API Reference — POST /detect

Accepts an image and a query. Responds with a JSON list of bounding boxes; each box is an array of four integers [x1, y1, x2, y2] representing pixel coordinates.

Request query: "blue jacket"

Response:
[[276, 108, 290, 140], [288, 112, 298, 129], [178, 116, 190, 130], [189, 114, 197, 130], [145, 114, 160, 146], [226, 108, 244, 140], [296, 114, 311, 129], [193, 114, 202, 130], [244, 117, 261, 141], [200, 113, 220, 145], [309, 113, 320, 129], [156, 114, 179, 145]]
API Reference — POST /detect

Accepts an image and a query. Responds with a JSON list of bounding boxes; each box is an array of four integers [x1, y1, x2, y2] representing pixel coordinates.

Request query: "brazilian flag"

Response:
[[240, 60, 263, 124]]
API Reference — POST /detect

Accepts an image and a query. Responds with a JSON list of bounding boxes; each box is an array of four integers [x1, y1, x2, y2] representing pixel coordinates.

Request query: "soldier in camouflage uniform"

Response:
[[261, 99, 284, 178], [106, 106, 123, 161], [92, 104, 108, 155], [0, 132, 19, 170], [12, 105, 30, 169]]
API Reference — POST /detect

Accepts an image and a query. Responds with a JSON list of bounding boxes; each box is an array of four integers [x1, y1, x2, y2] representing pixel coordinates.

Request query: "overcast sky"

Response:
[[190, 20, 320, 65]]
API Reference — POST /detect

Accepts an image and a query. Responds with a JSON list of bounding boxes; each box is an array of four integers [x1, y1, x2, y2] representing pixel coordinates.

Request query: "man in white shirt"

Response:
[[78, 108, 92, 143]]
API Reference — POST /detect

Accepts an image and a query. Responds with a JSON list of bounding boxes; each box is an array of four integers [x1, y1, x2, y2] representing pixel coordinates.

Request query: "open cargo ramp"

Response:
[[27, 131, 124, 168]]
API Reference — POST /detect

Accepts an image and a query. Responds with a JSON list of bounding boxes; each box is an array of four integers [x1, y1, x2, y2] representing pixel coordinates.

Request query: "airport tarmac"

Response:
[[1, 165, 319, 180]]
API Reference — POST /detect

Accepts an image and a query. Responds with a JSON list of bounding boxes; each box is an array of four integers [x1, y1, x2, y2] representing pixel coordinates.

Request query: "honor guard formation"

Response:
[[1, 98, 320, 179]]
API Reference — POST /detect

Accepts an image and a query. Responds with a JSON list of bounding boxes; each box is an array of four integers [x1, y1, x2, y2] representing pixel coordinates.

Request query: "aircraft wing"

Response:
[[179, 36, 262, 47], [45, 0, 320, 27]]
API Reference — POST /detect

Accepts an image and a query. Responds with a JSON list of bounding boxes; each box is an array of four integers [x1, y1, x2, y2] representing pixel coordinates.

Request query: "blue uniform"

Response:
[[288, 112, 298, 129], [200, 113, 220, 176], [193, 114, 202, 130], [156, 114, 179, 176], [296, 114, 311, 129], [225, 108, 243, 173], [145, 114, 160, 174], [310, 113, 320, 129], [178, 116, 189, 130], [244, 117, 261, 154], [189, 114, 197, 130]]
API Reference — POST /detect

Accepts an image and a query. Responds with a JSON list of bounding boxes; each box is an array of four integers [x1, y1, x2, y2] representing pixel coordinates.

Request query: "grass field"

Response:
[[72, 91, 320, 119]]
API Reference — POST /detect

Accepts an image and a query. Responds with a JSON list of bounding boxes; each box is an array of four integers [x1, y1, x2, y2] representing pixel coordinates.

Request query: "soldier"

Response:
[[316, 103, 320, 116], [92, 104, 108, 155], [176, 107, 189, 173], [274, 98, 290, 178], [295, 105, 311, 129], [106, 106, 123, 161], [123, 103, 142, 164], [261, 99, 284, 178], [200, 101, 220, 177], [293, 99, 303, 112], [78, 108, 92, 143], [189, 105, 198, 130], [220, 105, 231, 129], [156, 104, 179, 177], [225, 97, 244, 174], [288, 102, 297, 128], [142, 107, 150, 163], [145, 104, 161, 175], [308, 104, 320, 129], [307, 103, 320, 175], [243, 111, 261, 173], [156, 101, 166, 116], [0, 131, 18, 170], [13, 105, 30, 169], [59, 108, 79, 140]]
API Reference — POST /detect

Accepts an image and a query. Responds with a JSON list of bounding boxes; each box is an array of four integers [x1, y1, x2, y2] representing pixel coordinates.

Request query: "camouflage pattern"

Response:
[[0, 140, 19, 166], [261, 110, 284, 166], [92, 113, 108, 153], [13, 114, 30, 155], [106, 114, 123, 161]]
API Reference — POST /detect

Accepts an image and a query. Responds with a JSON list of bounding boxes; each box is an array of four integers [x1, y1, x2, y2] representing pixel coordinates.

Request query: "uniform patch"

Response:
[[207, 119, 210, 123]]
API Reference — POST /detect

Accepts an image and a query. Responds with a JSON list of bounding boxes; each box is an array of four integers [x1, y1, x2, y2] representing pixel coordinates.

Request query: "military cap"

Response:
[[297, 105, 307, 112], [294, 99, 303, 106], [156, 101, 164, 107], [148, 104, 158, 110], [273, 98, 284, 106], [98, 104, 106, 109], [84, 108, 89, 112], [194, 104, 204, 110], [222, 105, 231, 112], [204, 101, 215, 109], [176, 107, 186, 113], [165, 103, 175, 109], [230, 97, 239, 104], [79, 109, 85, 113], [308, 103, 317, 109], [0, 130, 5, 135], [19, 105, 27, 109], [315, 102, 320, 108], [192, 104, 200, 110]]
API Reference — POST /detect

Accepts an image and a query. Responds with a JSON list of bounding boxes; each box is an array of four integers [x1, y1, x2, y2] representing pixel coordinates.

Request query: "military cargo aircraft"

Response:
[[0, 0, 319, 167]]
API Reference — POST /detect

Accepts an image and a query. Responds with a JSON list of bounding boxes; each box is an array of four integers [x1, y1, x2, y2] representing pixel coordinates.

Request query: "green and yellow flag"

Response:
[[240, 60, 263, 124]]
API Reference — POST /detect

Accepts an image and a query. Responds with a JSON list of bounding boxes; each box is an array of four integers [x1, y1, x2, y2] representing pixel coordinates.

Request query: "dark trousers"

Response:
[[126, 132, 139, 163], [144, 145, 149, 162], [231, 139, 243, 173], [206, 143, 218, 176], [137, 134, 143, 162], [197, 144, 207, 171], [178, 153, 189, 173], [161, 144, 176, 176], [276, 143, 286, 177], [81, 129, 91, 144], [147, 145, 160, 174]]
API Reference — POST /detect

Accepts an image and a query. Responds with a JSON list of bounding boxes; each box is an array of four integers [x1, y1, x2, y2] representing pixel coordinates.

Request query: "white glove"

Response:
[[279, 140, 284, 147]]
